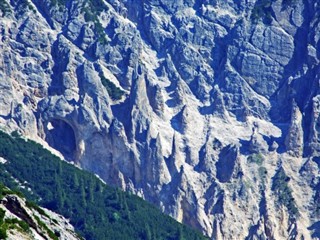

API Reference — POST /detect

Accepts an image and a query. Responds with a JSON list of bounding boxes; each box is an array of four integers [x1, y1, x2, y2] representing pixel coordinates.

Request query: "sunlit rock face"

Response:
[[0, 0, 320, 238], [0, 188, 81, 240]]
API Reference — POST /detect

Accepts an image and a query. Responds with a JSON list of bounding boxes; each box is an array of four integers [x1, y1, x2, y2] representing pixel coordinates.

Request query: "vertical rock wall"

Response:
[[0, 0, 320, 238]]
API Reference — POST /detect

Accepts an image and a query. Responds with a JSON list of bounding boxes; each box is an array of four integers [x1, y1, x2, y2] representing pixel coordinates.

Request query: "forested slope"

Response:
[[0, 130, 207, 240]]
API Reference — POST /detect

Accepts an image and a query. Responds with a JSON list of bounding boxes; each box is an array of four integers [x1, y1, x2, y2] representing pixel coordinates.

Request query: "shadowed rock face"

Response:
[[216, 145, 238, 183], [1, 0, 320, 239], [45, 119, 77, 161], [308, 221, 320, 239], [3, 195, 38, 230]]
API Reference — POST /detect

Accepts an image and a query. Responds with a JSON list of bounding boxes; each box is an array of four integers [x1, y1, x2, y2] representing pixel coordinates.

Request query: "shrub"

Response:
[[5, 218, 30, 232], [50, 0, 67, 7], [272, 167, 299, 216], [26, 201, 50, 219], [247, 153, 264, 166], [0, 227, 7, 239], [258, 167, 267, 179], [34, 215, 58, 240], [251, 0, 274, 24], [82, 0, 108, 45], [0, 183, 24, 198], [0, 130, 208, 240], [100, 74, 125, 100]]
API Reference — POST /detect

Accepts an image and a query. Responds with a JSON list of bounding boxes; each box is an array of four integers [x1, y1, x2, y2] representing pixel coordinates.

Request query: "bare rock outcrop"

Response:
[[0, 0, 320, 239]]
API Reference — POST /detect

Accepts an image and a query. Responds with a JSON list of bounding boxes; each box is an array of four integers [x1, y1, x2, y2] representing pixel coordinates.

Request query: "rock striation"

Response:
[[0, 0, 320, 239]]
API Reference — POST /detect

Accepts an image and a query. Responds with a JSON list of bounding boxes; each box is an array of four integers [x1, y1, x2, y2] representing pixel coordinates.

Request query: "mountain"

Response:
[[0, 0, 319, 239], [0, 130, 207, 239], [0, 183, 81, 240]]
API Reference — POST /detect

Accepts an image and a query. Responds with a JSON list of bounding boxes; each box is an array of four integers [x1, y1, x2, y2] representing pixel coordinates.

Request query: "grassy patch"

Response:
[[34, 215, 58, 240], [247, 153, 264, 166], [0, 208, 6, 234], [5, 218, 30, 232], [258, 167, 267, 179], [26, 201, 50, 219], [100, 74, 125, 100], [82, 0, 108, 44], [0, 214, 30, 237], [0, 204, 7, 238], [50, 0, 67, 6], [0, 183, 24, 199], [272, 167, 299, 217]]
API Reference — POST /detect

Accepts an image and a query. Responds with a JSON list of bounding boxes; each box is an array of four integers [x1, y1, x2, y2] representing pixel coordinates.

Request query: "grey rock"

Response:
[[285, 101, 303, 157], [0, 189, 81, 240], [0, 0, 320, 239], [216, 144, 238, 183]]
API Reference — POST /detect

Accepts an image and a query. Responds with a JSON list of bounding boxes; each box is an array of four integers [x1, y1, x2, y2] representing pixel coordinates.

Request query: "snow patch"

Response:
[[47, 122, 54, 130], [0, 157, 7, 164]]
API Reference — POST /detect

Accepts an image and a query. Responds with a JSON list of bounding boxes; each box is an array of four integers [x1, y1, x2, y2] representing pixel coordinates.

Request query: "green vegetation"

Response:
[[0, 130, 208, 240], [50, 0, 67, 7], [34, 215, 58, 240], [82, 0, 108, 44], [82, 0, 107, 45], [247, 153, 264, 166], [272, 167, 299, 217], [95, 21, 108, 44], [258, 167, 267, 179], [26, 201, 50, 219], [0, 209, 5, 222], [0, 184, 31, 237], [19, 0, 36, 13], [0, 204, 30, 238], [84, 0, 106, 14], [0, 183, 24, 198], [258, 166, 267, 190], [5, 218, 30, 232], [48, 0, 108, 42], [0, 0, 11, 16], [0, 208, 7, 239], [251, 0, 274, 24], [100, 74, 125, 100], [0, 184, 63, 239]]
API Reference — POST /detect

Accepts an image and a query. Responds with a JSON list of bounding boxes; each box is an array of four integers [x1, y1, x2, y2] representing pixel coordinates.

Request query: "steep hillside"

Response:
[[0, 184, 81, 240], [0, 130, 207, 240], [0, 0, 319, 239]]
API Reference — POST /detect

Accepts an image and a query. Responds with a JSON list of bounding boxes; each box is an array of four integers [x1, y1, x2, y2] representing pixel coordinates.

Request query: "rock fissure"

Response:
[[0, 0, 320, 239]]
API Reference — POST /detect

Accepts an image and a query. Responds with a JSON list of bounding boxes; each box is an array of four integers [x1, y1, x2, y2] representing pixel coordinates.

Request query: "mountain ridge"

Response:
[[0, 0, 320, 239], [0, 129, 208, 240]]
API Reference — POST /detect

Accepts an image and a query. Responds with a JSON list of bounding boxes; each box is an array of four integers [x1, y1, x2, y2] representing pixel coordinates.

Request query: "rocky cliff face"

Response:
[[0, 186, 80, 240], [0, 0, 320, 239]]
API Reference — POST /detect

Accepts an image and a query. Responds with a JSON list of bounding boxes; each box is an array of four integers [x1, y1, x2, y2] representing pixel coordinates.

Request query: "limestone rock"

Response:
[[0, 0, 320, 239], [285, 101, 303, 157], [0, 191, 80, 240]]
